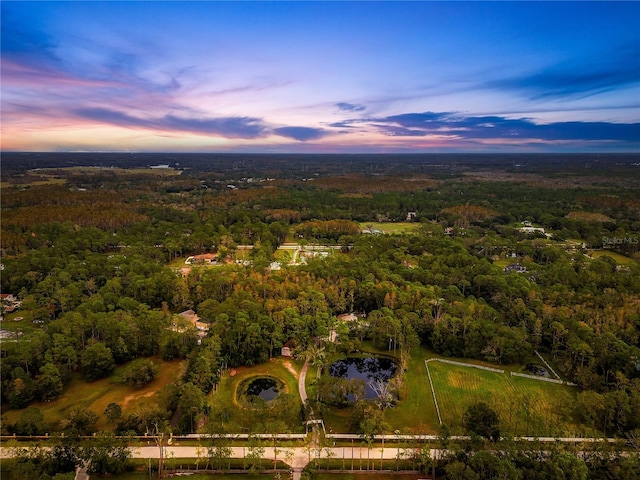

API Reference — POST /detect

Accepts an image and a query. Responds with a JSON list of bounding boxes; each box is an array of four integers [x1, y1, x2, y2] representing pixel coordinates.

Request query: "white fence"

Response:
[[534, 350, 561, 379], [427, 358, 504, 374], [423, 360, 442, 424], [510, 371, 576, 386]]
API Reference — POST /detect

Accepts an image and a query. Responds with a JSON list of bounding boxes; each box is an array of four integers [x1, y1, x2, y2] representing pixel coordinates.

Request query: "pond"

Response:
[[526, 363, 550, 377], [245, 377, 282, 402], [329, 357, 397, 399]]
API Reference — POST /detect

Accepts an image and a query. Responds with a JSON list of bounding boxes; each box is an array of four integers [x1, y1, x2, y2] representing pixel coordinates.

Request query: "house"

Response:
[[180, 309, 198, 322], [185, 253, 218, 265], [406, 211, 417, 221], [325, 329, 338, 343], [178, 309, 210, 337], [337, 313, 358, 322], [1, 294, 21, 314], [281, 339, 296, 357], [504, 263, 527, 273], [519, 226, 546, 235]]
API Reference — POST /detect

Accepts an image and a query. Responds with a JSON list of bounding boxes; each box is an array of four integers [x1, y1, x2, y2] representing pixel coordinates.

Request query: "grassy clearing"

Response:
[[589, 249, 637, 265], [427, 360, 582, 437], [208, 357, 304, 433], [2, 358, 184, 431], [383, 347, 439, 434], [358, 222, 420, 234], [0, 178, 67, 188]]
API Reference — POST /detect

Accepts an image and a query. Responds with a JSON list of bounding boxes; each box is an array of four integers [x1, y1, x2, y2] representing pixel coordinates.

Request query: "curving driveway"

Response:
[[298, 359, 309, 404]]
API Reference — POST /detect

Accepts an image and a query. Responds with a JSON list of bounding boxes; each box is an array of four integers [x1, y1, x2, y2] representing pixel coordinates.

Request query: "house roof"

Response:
[[179, 309, 199, 320], [194, 253, 217, 260]]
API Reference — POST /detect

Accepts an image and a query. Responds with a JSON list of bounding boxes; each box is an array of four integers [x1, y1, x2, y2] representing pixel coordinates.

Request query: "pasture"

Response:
[[426, 359, 583, 437]]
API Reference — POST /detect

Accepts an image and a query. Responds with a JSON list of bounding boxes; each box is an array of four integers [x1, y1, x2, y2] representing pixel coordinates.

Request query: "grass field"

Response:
[[383, 348, 439, 434], [588, 249, 637, 265], [2, 358, 185, 431], [359, 222, 421, 235], [0, 178, 67, 189], [427, 360, 582, 437]]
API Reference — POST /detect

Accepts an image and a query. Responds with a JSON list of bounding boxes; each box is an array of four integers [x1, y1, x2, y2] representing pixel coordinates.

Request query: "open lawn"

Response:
[[588, 249, 637, 265], [2, 358, 184, 432], [382, 349, 440, 435], [359, 222, 421, 234], [427, 360, 583, 437]]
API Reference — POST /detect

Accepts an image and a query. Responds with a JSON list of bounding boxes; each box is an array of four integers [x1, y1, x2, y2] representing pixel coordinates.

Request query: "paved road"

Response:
[[132, 444, 418, 480]]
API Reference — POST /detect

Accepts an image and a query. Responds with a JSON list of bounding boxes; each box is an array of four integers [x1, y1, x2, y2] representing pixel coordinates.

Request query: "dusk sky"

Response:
[[2, 1, 639, 153]]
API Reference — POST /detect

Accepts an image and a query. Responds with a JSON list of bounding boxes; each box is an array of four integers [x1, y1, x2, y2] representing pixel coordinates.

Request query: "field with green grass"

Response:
[[359, 222, 421, 234], [2, 358, 185, 431], [588, 249, 637, 265], [383, 348, 440, 434], [427, 360, 583, 437]]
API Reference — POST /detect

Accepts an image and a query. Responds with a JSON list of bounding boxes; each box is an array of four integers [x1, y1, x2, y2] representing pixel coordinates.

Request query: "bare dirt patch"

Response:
[[282, 360, 299, 380], [122, 390, 155, 408]]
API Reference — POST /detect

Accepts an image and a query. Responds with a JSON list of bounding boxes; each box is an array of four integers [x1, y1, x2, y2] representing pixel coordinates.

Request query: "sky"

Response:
[[1, 1, 639, 153]]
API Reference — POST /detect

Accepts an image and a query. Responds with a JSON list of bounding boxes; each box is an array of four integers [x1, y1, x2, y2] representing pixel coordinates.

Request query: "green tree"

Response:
[[120, 358, 158, 387], [14, 407, 45, 436], [37, 362, 64, 401], [81, 342, 115, 381], [82, 432, 131, 476], [63, 406, 98, 436], [104, 402, 123, 425], [178, 382, 206, 433], [462, 402, 501, 442]]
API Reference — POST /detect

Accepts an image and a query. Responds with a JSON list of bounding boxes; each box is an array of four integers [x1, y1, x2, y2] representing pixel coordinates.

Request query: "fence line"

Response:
[[428, 358, 504, 374], [534, 350, 561, 379], [510, 371, 576, 386], [423, 360, 442, 425], [510, 372, 564, 384]]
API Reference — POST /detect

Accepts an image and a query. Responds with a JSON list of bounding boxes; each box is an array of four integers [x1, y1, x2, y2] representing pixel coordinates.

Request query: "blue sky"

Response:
[[2, 1, 639, 152]]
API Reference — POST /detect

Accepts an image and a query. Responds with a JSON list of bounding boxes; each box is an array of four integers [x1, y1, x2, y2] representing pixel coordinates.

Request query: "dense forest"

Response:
[[1, 153, 639, 478]]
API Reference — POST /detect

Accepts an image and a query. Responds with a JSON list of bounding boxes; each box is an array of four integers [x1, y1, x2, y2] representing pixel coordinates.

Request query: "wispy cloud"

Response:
[[74, 108, 269, 139], [343, 111, 640, 143], [485, 45, 640, 100], [73, 107, 332, 141], [336, 102, 366, 113], [270, 126, 330, 141]]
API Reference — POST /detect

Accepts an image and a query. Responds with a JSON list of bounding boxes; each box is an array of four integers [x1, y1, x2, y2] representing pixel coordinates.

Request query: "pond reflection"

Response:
[[329, 357, 397, 399]]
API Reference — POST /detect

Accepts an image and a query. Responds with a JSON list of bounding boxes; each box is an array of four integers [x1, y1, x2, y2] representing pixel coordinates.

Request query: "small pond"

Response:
[[526, 363, 550, 377], [329, 357, 397, 399], [245, 377, 282, 402]]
